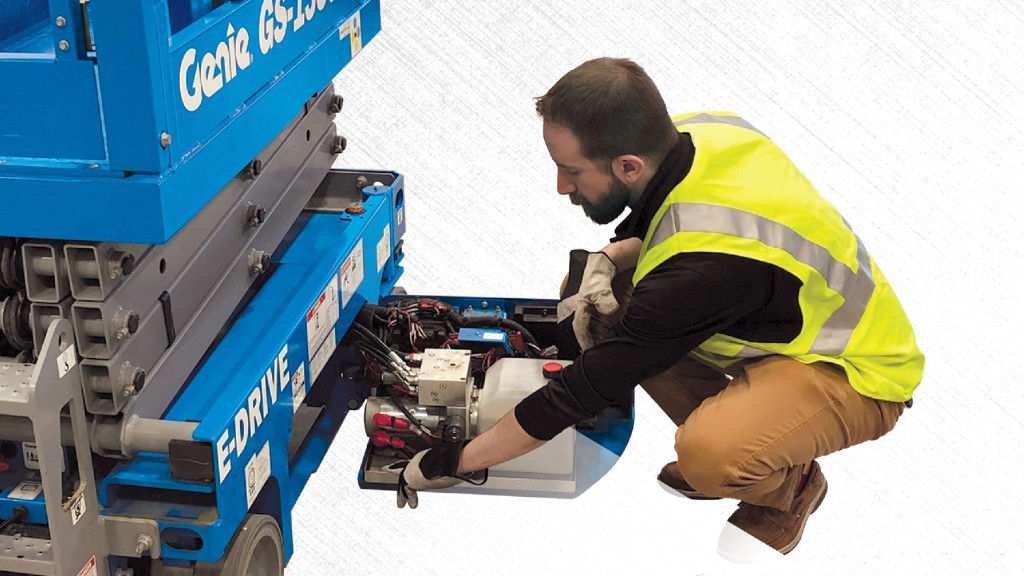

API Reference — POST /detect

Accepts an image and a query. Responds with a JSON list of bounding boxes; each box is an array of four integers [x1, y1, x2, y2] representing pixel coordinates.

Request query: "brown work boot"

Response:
[[725, 461, 828, 555], [657, 461, 722, 500]]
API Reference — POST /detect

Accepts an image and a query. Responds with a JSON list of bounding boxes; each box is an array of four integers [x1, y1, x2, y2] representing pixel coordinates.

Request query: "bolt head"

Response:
[[58, 40, 69, 51], [253, 205, 267, 222], [160, 132, 172, 148], [133, 369, 147, 391], [345, 203, 366, 215], [55, 16, 66, 27], [328, 94, 345, 114], [121, 253, 136, 276], [247, 205, 267, 228], [126, 313, 140, 334], [332, 135, 348, 154]]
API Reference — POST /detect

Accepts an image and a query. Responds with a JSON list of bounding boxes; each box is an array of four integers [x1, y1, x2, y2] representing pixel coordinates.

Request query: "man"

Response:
[[395, 57, 924, 556]]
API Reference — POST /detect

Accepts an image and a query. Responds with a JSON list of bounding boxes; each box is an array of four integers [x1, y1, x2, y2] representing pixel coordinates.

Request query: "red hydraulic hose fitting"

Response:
[[372, 413, 411, 430], [370, 430, 407, 450]]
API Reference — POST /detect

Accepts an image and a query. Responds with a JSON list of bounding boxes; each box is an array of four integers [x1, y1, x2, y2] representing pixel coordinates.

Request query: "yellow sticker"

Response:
[[339, 11, 362, 56]]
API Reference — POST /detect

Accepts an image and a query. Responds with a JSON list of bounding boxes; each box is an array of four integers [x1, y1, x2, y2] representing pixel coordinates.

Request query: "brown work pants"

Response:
[[641, 353, 905, 511], [602, 269, 905, 511]]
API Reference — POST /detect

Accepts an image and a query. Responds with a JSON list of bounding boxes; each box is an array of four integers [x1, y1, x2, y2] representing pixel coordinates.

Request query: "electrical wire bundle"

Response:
[[344, 321, 441, 444], [351, 298, 553, 450], [448, 309, 541, 355], [363, 298, 543, 358], [346, 321, 414, 391]]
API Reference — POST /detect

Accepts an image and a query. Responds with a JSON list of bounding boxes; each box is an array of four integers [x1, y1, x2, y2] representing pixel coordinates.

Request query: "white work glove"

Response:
[[557, 250, 619, 353], [385, 443, 485, 509]]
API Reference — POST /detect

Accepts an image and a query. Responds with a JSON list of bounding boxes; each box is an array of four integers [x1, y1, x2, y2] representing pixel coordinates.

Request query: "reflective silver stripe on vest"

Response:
[[695, 346, 767, 363], [673, 113, 767, 137], [648, 202, 874, 355], [810, 233, 874, 353], [736, 346, 769, 358], [694, 348, 737, 363]]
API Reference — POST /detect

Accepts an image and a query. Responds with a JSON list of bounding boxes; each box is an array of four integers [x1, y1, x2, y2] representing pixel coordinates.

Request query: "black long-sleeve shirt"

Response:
[[515, 133, 805, 440]]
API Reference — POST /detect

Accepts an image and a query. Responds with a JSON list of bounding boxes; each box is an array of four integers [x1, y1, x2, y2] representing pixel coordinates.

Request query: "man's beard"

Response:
[[572, 176, 631, 225]]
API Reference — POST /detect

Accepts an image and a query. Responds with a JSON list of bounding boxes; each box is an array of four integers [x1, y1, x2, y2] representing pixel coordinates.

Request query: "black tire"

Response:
[[194, 514, 284, 576], [1, 292, 31, 351], [0, 238, 22, 291]]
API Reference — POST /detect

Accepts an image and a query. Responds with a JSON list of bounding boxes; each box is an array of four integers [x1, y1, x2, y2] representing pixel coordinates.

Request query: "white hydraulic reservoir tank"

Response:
[[476, 358, 575, 476]]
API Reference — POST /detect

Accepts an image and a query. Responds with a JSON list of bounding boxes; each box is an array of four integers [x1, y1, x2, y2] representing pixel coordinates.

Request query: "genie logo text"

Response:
[[179, 0, 344, 112]]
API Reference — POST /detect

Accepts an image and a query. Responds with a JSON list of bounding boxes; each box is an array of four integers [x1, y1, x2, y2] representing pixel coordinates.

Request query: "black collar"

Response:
[[611, 132, 695, 242]]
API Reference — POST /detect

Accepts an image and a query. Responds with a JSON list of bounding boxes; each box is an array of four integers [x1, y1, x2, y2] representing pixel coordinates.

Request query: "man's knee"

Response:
[[674, 424, 744, 497]]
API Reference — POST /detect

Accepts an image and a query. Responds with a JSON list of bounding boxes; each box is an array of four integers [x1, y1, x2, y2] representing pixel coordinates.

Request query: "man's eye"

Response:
[[567, 170, 580, 177]]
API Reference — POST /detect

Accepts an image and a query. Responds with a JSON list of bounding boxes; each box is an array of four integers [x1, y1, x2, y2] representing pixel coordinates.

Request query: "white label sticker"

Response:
[[69, 492, 86, 526], [244, 442, 272, 510], [22, 442, 65, 472], [482, 332, 505, 341], [306, 275, 340, 361], [57, 345, 77, 379], [396, 207, 404, 227], [76, 556, 97, 576], [22, 442, 40, 470], [291, 362, 307, 413], [340, 240, 364, 308], [339, 11, 363, 56], [8, 480, 43, 501], [376, 224, 391, 272], [310, 329, 336, 383]]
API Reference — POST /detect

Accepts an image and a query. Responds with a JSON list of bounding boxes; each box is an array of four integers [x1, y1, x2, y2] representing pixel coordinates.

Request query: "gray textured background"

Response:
[[288, 1, 1023, 574]]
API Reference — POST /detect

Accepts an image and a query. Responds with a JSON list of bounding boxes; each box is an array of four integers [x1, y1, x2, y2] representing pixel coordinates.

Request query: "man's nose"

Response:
[[556, 172, 576, 195]]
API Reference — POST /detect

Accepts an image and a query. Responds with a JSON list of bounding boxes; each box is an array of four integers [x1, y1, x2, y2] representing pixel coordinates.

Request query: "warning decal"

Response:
[[340, 240, 364, 308]]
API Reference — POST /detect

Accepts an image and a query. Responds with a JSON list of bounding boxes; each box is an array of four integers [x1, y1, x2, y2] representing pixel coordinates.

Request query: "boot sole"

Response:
[[657, 478, 723, 501], [779, 476, 828, 555]]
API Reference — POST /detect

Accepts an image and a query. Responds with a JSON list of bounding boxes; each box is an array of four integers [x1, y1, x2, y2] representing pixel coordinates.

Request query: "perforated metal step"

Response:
[[0, 362, 34, 417], [0, 533, 54, 575]]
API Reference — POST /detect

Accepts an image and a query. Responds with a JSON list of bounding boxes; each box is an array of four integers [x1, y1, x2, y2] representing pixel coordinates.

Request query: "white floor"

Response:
[[287, 2, 1023, 574]]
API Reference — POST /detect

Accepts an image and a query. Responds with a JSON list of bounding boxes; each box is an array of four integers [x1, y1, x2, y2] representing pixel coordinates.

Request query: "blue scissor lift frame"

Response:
[[0, 0, 379, 243], [0, 2, 634, 575], [0, 1, 411, 574]]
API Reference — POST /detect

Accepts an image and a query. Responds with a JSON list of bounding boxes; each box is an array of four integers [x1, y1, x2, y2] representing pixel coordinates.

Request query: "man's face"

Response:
[[542, 122, 631, 225]]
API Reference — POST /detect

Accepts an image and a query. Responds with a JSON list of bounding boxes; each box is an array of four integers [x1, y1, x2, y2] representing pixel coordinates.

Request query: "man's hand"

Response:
[[558, 250, 619, 352], [388, 442, 481, 509]]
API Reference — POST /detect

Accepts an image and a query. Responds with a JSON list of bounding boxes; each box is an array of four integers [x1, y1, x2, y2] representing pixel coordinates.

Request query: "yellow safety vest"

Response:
[[634, 112, 924, 402]]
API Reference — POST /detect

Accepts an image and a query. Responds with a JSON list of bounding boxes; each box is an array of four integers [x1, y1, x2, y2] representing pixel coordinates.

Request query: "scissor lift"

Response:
[[0, 2, 404, 574]]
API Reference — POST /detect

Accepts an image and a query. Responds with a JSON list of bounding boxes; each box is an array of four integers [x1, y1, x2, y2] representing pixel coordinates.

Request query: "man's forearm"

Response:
[[600, 237, 642, 272], [456, 411, 545, 475]]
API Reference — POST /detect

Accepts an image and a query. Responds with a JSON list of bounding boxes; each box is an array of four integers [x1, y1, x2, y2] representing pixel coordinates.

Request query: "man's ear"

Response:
[[612, 155, 646, 184]]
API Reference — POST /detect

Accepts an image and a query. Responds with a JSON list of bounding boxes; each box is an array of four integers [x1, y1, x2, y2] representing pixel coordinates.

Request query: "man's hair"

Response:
[[535, 57, 677, 166]]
